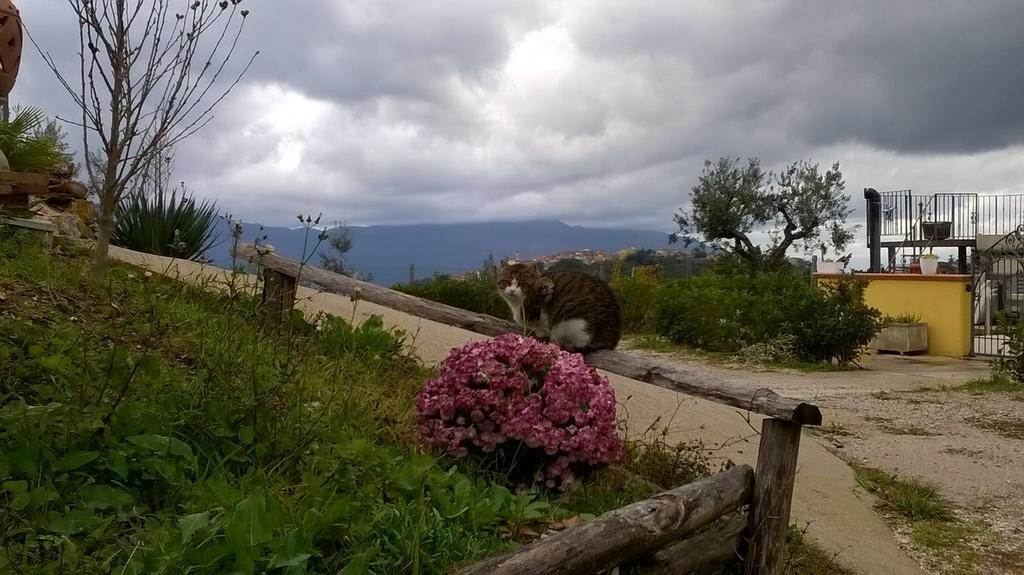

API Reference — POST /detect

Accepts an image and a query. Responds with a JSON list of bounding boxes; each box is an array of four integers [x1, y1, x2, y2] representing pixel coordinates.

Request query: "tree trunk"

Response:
[[91, 199, 114, 277], [91, 175, 119, 277]]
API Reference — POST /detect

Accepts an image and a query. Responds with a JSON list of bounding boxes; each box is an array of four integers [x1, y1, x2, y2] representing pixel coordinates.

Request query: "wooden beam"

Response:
[[233, 244, 822, 425], [0, 171, 51, 196], [459, 465, 754, 575], [585, 351, 821, 425], [630, 516, 745, 575], [237, 243, 520, 336], [262, 268, 297, 326], [743, 419, 802, 575]]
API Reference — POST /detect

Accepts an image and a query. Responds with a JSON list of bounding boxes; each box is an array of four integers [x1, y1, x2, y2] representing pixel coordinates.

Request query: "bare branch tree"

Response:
[[30, 0, 257, 275]]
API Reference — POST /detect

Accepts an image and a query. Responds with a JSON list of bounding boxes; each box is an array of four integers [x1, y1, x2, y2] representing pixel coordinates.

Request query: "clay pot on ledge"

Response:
[[0, 0, 23, 97]]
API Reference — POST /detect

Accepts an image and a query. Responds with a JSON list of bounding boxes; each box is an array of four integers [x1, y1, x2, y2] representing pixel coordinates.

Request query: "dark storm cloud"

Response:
[[12, 1, 1024, 230]]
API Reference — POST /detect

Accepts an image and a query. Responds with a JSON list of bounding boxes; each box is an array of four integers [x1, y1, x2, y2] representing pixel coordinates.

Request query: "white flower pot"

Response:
[[919, 256, 939, 275], [817, 260, 842, 274]]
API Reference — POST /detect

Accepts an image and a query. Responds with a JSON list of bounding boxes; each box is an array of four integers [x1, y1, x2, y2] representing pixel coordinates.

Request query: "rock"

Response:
[[68, 200, 97, 238], [30, 202, 86, 240]]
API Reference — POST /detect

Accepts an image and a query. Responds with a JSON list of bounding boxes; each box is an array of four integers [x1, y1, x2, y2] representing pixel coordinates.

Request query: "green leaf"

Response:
[[3, 480, 29, 510], [80, 484, 135, 510], [136, 354, 161, 379], [273, 553, 312, 569], [208, 479, 243, 506], [238, 425, 254, 445], [127, 434, 193, 459], [56, 451, 100, 472], [104, 450, 130, 480], [40, 353, 67, 371], [227, 491, 274, 548], [178, 511, 210, 545], [340, 552, 373, 575]]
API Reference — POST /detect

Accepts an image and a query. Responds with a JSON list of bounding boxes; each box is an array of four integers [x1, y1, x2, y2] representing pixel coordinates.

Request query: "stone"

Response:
[[68, 199, 97, 238], [30, 202, 86, 240]]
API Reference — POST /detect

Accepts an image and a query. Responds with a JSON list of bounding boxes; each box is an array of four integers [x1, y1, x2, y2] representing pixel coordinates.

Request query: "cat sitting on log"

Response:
[[496, 261, 622, 353]]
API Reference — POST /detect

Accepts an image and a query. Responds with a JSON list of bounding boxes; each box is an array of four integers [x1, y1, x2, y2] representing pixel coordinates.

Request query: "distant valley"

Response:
[[212, 219, 685, 286]]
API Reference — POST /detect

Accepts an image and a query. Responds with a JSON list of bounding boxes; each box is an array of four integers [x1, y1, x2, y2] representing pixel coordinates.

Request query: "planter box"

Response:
[[921, 221, 952, 240], [0, 216, 57, 247], [871, 322, 928, 355]]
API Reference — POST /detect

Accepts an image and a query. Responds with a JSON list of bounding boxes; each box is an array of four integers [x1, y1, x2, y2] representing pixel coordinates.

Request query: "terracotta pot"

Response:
[[0, 0, 23, 97]]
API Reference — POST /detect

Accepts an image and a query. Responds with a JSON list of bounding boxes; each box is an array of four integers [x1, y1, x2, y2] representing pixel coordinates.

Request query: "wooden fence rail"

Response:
[[459, 465, 753, 575], [232, 244, 823, 575], [233, 244, 821, 425]]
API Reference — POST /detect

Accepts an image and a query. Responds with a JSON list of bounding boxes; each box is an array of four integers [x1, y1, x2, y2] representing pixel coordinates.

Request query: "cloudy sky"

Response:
[[15, 0, 1024, 241]]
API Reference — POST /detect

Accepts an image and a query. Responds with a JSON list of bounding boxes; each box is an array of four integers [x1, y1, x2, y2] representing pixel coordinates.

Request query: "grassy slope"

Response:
[[0, 233, 855, 574]]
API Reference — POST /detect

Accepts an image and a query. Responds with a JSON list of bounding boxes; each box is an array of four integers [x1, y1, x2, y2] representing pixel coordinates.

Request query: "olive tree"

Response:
[[672, 157, 854, 272]]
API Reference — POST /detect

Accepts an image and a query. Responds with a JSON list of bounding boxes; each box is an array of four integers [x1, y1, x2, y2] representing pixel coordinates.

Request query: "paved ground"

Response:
[[622, 342, 1024, 575], [112, 247, 936, 575]]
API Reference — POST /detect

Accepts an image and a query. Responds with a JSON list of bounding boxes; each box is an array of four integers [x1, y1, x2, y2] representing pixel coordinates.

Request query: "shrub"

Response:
[[0, 106, 71, 173], [651, 272, 880, 365], [792, 276, 882, 364], [396, 274, 511, 320], [416, 334, 624, 490], [611, 264, 662, 333], [112, 185, 220, 261]]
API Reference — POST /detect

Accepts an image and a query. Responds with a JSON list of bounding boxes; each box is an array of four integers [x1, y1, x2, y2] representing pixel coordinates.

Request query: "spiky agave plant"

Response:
[[0, 106, 72, 173], [112, 182, 221, 261]]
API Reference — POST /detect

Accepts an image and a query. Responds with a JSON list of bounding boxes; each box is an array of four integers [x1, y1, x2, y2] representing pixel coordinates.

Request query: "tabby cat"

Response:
[[496, 261, 622, 353]]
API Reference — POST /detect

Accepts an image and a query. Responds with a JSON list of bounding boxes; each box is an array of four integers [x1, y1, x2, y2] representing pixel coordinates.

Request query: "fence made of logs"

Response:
[[235, 244, 824, 575]]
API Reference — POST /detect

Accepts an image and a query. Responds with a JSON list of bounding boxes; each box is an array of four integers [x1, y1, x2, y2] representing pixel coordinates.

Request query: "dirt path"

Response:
[[111, 247, 927, 575], [621, 340, 1024, 574]]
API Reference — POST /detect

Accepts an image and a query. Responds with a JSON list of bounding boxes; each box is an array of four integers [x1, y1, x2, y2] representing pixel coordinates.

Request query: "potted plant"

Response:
[[871, 313, 928, 355], [919, 249, 940, 275]]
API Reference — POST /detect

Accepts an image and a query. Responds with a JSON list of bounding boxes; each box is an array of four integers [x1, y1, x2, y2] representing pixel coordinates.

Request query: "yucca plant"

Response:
[[112, 183, 221, 261], [0, 106, 73, 174]]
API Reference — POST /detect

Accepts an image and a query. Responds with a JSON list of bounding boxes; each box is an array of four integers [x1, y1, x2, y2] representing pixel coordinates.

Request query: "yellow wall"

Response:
[[815, 274, 972, 358]]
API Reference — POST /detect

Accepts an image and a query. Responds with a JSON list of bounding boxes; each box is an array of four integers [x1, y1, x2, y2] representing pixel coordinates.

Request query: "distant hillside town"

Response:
[[450, 247, 708, 281]]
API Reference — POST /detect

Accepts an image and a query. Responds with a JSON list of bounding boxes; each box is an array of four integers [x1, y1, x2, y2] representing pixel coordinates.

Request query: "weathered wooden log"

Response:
[[236, 243, 521, 336], [233, 244, 821, 425], [458, 465, 754, 575], [744, 419, 802, 575], [585, 351, 821, 425], [630, 516, 745, 575]]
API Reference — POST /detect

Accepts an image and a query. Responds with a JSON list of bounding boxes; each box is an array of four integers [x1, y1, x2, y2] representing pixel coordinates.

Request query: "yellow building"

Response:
[[815, 273, 972, 358]]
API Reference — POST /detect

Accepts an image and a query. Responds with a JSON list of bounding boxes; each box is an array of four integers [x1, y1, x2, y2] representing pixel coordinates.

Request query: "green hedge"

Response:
[[394, 275, 511, 320], [647, 273, 880, 364]]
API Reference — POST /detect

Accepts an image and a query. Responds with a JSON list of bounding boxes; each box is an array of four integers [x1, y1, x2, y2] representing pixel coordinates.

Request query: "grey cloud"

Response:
[[12, 1, 1024, 235]]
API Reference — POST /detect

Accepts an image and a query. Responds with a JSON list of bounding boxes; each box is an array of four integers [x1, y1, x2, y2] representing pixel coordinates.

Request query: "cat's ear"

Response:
[[499, 259, 509, 268]]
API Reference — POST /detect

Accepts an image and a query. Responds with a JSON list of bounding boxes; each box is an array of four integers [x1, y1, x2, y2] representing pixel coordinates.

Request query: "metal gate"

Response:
[[971, 224, 1024, 356]]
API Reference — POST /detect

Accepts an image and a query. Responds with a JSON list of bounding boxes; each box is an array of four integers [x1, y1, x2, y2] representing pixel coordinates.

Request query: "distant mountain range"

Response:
[[212, 219, 687, 287]]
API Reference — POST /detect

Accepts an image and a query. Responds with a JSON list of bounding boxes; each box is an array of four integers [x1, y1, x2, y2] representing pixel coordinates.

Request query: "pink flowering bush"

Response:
[[416, 333, 624, 489]]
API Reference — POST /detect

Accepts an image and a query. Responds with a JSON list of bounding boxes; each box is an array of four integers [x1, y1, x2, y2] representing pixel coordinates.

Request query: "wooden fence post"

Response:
[[262, 268, 297, 327], [744, 418, 802, 575]]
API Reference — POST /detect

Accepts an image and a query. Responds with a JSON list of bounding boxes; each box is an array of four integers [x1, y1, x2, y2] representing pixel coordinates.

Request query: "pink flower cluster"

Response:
[[416, 333, 624, 489]]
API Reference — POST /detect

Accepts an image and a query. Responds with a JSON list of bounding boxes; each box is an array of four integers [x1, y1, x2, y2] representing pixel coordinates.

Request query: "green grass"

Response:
[[956, 375, 1023, 394], [854, 466, 953, 521], [853, 465, 979, 574], [0, 232, 688, 574], [783, 525, 856, 575]]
